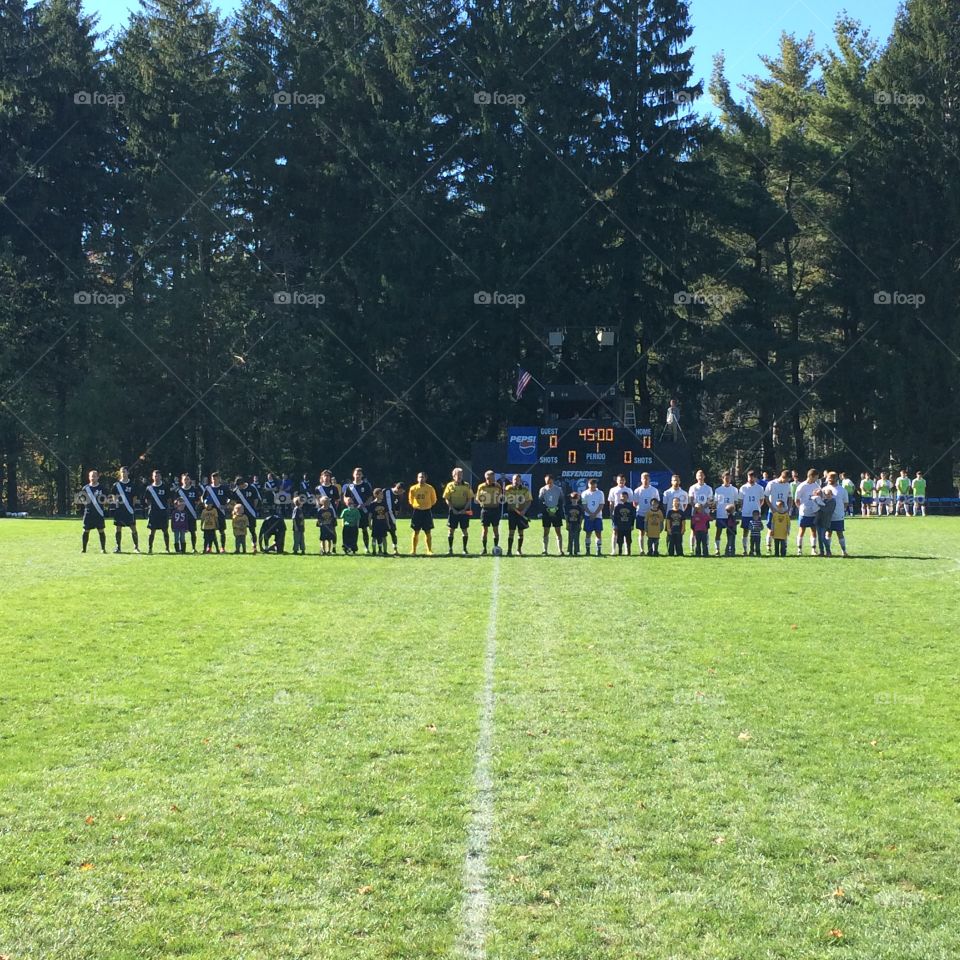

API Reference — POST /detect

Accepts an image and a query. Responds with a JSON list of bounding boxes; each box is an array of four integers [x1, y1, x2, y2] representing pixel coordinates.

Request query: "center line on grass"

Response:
[[456, 557, 500, 960]]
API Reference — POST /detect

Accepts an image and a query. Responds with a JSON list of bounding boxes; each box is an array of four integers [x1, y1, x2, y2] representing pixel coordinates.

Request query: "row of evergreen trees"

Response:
[[1, 0, 957, 512]]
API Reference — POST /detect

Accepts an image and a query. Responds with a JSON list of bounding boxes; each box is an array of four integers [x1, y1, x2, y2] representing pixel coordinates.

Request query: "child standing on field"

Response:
[[200, 502, 219, 553], [748, 510, 764, 556], [613, 491, 636, 555], [691, 503, 710, 557], [723, 503, 738, 556], [370, 488, 391, 555], [171, 498, 188, 554], [340, 495, 362, 554], [565, 491, 583, 555], [291, 495, 306, 554], [771, 499, 791, 556], [644, 499, 663, 555], [316, 495, 337, 554], [232, 503, 249, 553], [666, 498, 685, 556]]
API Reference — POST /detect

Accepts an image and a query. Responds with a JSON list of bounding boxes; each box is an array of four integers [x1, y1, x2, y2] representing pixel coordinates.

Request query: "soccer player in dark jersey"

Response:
[[370, 489, 391, 555], [613, 492, 636, 555], [201, 471, 230, 552], [177, 472, 202, 553], [112, 466, 140, 553], [315, 469, 341, 514], [384, 482, 405, 554], [342, 466, 374, 553], [79, 469, 108, 553], [231, 477, 261, 553], [143, 469, 171, 553]]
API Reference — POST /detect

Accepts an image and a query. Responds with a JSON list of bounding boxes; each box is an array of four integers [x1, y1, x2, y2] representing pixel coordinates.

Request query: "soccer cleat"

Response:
[[114, 547, 121, 554], [133, 547, 141, 554], [481, 547, 487, 555], [542, 548, 548, 556], [426, 550, 433, 557]]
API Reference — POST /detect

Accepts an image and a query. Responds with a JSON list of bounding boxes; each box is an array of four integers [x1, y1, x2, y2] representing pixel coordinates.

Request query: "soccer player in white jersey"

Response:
[[582, 477, 606, 556], [663, 474, 688, 516], [820, 471, 850, 557], [764, 469, 793, 553], [712, 471, 739, 556], [794, 468, 823, 555], [737, 469, 767, 555], [687, 469, 713, 552], [632, 472, 659, 554], [607, 473, 633, 553]]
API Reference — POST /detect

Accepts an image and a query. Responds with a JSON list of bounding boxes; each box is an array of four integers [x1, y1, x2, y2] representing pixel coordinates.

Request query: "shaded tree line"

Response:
[[1, 0, 957, 512]]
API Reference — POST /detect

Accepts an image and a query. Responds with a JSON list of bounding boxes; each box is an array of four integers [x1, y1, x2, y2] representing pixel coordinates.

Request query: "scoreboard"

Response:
[[506, 422, 654, 492]]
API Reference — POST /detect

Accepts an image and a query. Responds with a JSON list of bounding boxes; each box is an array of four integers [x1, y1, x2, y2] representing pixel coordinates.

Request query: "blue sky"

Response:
[[83, 0, 903, 96]]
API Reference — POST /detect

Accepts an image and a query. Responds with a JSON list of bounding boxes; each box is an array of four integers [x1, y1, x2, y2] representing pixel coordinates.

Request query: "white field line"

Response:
[[456, 558, 500, 960]]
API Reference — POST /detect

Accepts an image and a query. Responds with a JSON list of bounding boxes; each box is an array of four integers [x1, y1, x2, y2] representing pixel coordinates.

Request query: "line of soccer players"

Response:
[[77, 461, 927, 557]]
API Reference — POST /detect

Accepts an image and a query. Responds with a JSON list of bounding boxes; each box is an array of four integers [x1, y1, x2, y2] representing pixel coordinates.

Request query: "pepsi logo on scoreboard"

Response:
[[507, 428, 538, 464]]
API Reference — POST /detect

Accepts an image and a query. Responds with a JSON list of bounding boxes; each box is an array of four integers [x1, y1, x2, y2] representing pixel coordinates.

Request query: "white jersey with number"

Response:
[[795, 480, 822, 518], [633, 485, 660, 516], [822, 484, 848, 521], [581, 489, 605, 517], [688, 482, 714, 509], [765, 480, 793, 510], [739, 482, 766, 517], [713, 484, 739, 512]]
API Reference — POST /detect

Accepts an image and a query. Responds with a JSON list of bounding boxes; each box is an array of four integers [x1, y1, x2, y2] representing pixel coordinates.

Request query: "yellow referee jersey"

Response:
[[443, 481, 473, 509], [408, 482, 437, 511]]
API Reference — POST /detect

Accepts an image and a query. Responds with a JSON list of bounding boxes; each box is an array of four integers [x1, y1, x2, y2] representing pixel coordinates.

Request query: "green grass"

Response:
[[1, 517, 959, 959]]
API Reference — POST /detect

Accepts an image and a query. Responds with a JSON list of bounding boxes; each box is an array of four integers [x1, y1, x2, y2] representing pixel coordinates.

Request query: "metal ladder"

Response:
[[623, 401, 637, 429]]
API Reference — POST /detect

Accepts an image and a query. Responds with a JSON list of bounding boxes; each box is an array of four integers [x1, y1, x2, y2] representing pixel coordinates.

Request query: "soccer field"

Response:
[[2, 518, 959, 960]]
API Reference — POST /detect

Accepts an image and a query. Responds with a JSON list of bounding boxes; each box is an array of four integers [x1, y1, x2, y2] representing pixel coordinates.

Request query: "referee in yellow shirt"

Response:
[[443, 466, 474, 555], [407, 471, 438, 555], [474, 469, 503, 555]]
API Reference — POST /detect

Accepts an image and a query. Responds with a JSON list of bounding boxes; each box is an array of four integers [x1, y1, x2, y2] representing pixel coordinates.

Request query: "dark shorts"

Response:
[[372, 519, 390, 539], [411, 509, 434, 532], [185, 516, 197, 533], [448, 511, 469, 530], [740, 518, 755, 530], [480, 507, 501, 527], [830, 520, 845, 532], [113, 509, 136, 527], [615, 523, 633, 537], [319, 524, 336, 542], [584, 517, 603, 534], [541, 511, 562, 529], [356, 511, 369, 529], [635, 515, 646, 531], [507, 511, 528, 531], [799, 516, 818, 529], [83, 513, 105, 531], [147, 514, 169, 531]]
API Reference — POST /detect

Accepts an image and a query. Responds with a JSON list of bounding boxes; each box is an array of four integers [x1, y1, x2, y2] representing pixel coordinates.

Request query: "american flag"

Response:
[[515, 367, 533, 400]]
